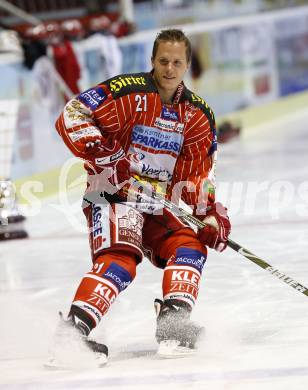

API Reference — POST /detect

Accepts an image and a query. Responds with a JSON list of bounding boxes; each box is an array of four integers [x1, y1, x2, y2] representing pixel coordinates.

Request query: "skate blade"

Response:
[[44, 357, 70, 371], [94, 353, 108, 367], [44, 354, 108, 370], [157, 340, 196, 358]]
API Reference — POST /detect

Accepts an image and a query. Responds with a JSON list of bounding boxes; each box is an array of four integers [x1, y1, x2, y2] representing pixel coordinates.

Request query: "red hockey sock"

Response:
[[160, 230, 207, 308], [70, 251, 137, 330]]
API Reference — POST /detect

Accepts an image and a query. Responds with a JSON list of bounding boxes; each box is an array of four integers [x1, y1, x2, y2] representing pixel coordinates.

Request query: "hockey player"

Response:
[[54, 29, 231, 365]]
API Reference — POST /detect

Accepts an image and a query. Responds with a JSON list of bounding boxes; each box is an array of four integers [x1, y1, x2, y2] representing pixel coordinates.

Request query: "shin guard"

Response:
[[162, 245, 207, 309], [70, 252, 136, 331]]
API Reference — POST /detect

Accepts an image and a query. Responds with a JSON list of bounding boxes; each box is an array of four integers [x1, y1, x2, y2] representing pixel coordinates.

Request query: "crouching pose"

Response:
[[52, 29, 231, 366]]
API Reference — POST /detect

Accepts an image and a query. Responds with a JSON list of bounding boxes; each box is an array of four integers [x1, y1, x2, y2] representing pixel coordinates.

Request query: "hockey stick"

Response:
[[147, 189, 308, 297], [84, 181, 308, 297]]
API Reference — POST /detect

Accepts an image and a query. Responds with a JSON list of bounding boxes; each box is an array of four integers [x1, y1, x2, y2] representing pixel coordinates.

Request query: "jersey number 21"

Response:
[[135, 95, 147, 112]]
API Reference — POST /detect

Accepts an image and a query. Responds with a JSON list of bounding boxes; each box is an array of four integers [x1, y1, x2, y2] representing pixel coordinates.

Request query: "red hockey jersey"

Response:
[[55, 72, 217, 215]]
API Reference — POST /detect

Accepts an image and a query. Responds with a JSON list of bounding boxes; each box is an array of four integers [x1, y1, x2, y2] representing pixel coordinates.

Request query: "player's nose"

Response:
[[166, 62, 173, 71], [165, 63, 174, 75]]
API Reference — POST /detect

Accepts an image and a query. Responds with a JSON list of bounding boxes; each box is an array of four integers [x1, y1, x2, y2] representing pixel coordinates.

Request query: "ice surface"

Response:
[[1, 113, 308, 389]]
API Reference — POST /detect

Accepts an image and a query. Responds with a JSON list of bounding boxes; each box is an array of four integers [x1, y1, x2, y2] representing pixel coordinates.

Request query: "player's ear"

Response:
[[183, 61, 190, 75]]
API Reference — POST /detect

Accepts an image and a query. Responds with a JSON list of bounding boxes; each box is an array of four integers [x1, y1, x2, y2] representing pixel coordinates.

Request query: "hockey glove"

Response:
[[83, 137, 131, 188], [198, 202, 231, 252]]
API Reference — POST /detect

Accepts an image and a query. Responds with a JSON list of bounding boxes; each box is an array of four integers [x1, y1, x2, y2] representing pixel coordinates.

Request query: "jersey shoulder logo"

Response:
[[184, 89, 217, 156], [106, 72, 156, 98], [185, 89, 215, 126], [77, 86, 107, 110], [190, 93, 215, 120]]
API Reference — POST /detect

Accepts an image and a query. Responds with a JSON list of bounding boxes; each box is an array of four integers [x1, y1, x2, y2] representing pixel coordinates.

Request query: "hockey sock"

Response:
[[69, 251, 136, 330], [162, 247, 207, 308]]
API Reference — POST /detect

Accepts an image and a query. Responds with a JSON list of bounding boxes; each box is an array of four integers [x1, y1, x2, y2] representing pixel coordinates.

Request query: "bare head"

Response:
[[152, 29, 192, 64], [151, 29, 191, 103]]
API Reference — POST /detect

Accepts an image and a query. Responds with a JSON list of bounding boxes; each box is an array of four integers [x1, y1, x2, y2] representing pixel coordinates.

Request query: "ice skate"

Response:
[[45, 312, 108, 370], [154, 299, 204, 358]]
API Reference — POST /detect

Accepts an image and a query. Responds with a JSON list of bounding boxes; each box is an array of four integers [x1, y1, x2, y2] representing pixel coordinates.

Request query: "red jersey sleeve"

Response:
[[170, 109, 217, 218], [55, 84, 120, 159]]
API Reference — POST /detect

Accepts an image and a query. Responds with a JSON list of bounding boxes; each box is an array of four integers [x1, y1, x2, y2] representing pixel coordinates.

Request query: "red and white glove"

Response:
[[82, 137, 131, 187], [198, 202, 231, 252], [70, 131, 131, 198]]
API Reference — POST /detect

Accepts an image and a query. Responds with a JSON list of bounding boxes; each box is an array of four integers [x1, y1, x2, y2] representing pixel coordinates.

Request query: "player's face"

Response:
[[152, 41, 189, 101]]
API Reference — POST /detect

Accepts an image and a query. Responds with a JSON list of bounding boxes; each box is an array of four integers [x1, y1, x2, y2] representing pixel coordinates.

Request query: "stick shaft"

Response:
[[85, 185, 308, 297], [153, 192, 308, 297]]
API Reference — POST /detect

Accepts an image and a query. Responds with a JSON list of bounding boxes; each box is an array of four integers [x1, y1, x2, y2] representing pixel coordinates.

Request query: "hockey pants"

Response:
[[69, 201, 208, 332]]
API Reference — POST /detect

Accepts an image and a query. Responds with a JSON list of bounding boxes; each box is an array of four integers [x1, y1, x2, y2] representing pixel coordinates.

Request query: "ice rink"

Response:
[[1, 111, 308, 390]]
